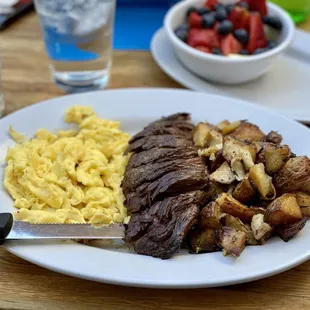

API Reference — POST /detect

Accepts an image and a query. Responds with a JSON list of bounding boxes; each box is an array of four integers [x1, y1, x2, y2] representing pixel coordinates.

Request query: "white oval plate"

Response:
[[151, 28, 310, 123], [1, 88, 310, 289]]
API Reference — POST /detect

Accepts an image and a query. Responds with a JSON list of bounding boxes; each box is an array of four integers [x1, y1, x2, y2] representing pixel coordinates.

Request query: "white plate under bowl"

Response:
[[1, 88, 310, 289], [151, 28, 310, 123]]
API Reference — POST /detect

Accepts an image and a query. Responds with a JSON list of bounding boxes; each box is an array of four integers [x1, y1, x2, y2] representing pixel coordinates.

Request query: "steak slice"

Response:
[[126, 146, 198, 170], [123, 157, 204, 195], [128, 191, 207, 259], [125, 134, 193, 154]]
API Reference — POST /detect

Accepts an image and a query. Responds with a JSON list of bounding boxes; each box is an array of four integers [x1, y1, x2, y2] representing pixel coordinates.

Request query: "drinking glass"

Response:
[[34, 0, 116, 93], [270, 0, 310, 24]]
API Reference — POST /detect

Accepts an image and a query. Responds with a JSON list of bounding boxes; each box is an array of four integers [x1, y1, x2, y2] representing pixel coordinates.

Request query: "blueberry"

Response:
[[175, 28, 188, 42], [233, 28, 249, 44], [214, 3, 225, 10], [201, 13, 216, 28], [212, 48, 222, 55], [196, 7, 211, 15], [215, 8, 227, 21], [254, 48, 268, 55], [175, 24, 190, 32], [267, 40, 277, 49], [263, 16, 283, 30], [225, 4, 235, 13], [239, 49, 250, 55], [217, 20, 233, 35], [237, 1, 249, 10], [186, 6, 197, 17]]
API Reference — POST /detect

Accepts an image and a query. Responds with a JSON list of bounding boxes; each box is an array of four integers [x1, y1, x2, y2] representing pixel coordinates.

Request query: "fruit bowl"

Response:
[[164, 0, 295, 85]]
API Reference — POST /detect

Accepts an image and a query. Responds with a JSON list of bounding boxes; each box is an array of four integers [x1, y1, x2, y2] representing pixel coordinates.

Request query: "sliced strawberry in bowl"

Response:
[[228, 7, 250, 30], [205, 0, 218, 10], [188, 11, 202, 29], [221, 34, 242, 55], [187, 29, 220, 49], [245, 0, 267, 17], [195, 46, 211, 53], [247, 13, 267, 53]]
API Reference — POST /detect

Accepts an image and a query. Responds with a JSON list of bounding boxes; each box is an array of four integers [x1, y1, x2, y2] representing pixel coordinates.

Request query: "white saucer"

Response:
[[151, 28, 310, 123]]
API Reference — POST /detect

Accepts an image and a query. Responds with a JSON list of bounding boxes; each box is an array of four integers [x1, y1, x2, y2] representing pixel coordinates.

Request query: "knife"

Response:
[[0, 213, 125, 244]]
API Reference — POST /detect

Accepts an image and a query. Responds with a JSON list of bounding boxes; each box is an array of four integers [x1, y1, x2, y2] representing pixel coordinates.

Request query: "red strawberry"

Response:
[[245, 0, 267, 17], [228, 7, 250, 30], [221, 34, 242, 55], [213, 21, 220, 33], [195, 46, 211, 53], [247, 13, 267, 53], [188, 12, 202, 28], [187, 29, 220, 49], [205, 0, 218, 10]]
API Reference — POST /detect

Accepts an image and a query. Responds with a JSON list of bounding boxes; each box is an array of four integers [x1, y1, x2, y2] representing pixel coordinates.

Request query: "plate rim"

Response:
[[2, 88, 310, 288]]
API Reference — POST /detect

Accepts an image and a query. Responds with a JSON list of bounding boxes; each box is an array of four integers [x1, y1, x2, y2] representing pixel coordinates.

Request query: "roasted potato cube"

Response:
[[274, 156, 310, 194], [230, 121, 266, 143], [197, 129, 223, 158], [209, 150, 225, 173], [276, 217, 307, 242], [205, 182, 227, 202], [223, 136, 257, 170], [221, 121, 241, 135], [249, 163, 276, 199], [225, 214, 258, 245], [189, 227, 220, 253], [199, 202, 222, 229], [295, 192, 310, 217], [216, 193, 255, 223], [216, 120, 230, 130], [251, 214, 273, 242], [210, 162, 236, 185], [233, 178, 256, 204], [215, 227, 246, 257], [266, 131, 282, 145], [193, 122, 213, 147], [302, 181, 310, 194], [265, 194, 303, 226], [256, 143, 291, 174], [231, 158, 246, 181]]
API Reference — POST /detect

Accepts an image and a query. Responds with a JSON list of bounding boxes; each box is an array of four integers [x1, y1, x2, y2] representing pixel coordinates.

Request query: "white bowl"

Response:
[[164, 0, 295, 85]]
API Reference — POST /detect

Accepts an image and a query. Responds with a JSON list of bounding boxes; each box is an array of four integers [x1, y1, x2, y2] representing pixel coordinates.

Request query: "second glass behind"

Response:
[[34, 0, 115, 93]]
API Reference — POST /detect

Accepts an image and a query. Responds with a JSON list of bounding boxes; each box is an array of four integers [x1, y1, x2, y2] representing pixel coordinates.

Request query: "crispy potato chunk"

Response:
[[266, 131, 282, 145], [189, 228, 220, 253], [199, 202, 222, 229], [265, 194, 303, 226], [197, 129, 223, 158], [249, 163, 276, 199], [225, 214, 258, 245], [274, 156, 310, 194], [223, 136, 257, 170], [210, 162, 236, 185], [216, 120, 230, 130], [216, 227, 246, 257], [230, 121, 266, 143], [295, 192, 310, 217], [221, 121, 241, 135], [205, 182, 227, 202], [256, 143, 291, 175], [233, 178, 256, 204], [251, 214, 273, 242], [276, 217, 307, 242], [216, 193, 255, 223], [209, 150, 226, 173], [193, 122, 213, 147]]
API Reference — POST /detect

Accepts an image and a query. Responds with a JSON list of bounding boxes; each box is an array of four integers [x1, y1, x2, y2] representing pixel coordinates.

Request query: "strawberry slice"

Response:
[[205, 0, 219, 10], [221, 34, 242, 55], [228, 7, 250, 30], [247, 13, 267, 53], [188, 11, 202, 28], [195, 46, 211, 53], [245, 0, 267, 17], [187, 29, 220, 49]]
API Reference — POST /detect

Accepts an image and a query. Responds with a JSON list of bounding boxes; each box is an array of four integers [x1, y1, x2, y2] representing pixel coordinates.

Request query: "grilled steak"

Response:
[[123, 113, 209, 259]]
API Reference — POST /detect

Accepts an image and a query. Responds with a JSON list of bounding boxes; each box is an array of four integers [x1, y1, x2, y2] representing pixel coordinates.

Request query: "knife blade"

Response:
[[0, 213, 125, 243]]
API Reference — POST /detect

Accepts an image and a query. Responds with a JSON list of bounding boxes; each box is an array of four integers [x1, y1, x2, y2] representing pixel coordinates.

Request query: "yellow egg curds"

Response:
[[4, 106, 131, 225]]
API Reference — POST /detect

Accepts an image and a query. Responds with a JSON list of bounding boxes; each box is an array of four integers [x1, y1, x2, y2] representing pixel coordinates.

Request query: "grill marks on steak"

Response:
[[123, 113, 209, 259]]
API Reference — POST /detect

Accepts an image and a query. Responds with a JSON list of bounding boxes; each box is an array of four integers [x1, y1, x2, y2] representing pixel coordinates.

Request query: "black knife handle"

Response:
[[0, 213, 13, 245]]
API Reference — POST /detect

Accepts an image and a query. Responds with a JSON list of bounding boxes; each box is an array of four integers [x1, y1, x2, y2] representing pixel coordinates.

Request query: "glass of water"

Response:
[[34, 0, 115, 93]]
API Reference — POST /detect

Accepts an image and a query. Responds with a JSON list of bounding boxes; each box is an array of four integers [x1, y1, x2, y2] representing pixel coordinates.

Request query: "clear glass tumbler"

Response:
[[34, 0, 116, 93]]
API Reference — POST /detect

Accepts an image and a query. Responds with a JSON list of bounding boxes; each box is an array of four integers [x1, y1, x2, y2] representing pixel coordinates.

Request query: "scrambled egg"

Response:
[[4, 106, 131, 225]]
